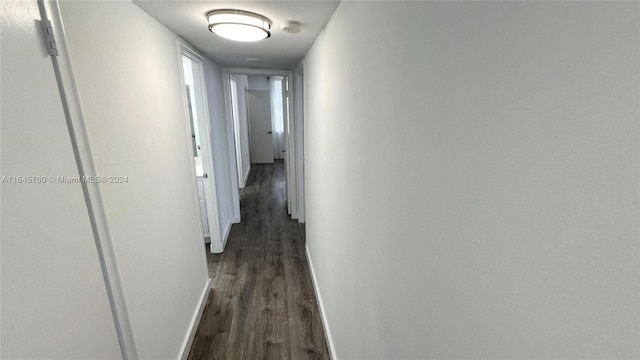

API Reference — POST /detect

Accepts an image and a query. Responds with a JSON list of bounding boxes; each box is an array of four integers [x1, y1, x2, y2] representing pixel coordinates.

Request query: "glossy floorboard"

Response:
[[188, 161, 330, 360]]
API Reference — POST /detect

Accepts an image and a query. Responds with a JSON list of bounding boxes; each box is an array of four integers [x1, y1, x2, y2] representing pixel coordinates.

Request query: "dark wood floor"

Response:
[[188, 161, 330, 360]]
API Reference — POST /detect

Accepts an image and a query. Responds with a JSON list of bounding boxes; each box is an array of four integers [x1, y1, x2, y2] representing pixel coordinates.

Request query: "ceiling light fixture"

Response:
[[207, 10, 271, 42]]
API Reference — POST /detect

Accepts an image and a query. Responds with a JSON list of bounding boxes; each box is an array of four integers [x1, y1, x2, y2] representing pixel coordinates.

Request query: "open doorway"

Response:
[[179, 42, 224, 253], [223, 68, 303, 221], [269, 76, 287, 162], [244, 75, 287, 165], [245, 75, 287, 164]]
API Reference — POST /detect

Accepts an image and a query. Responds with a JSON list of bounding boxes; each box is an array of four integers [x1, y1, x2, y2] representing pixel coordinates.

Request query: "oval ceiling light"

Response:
[[207, 10, 271, 42]]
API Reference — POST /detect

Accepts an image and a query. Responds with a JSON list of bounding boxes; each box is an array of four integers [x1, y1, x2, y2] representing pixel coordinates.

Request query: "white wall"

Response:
[[234, 75, 252, 184], [304, 2, 639, 359], [59, 1, 209, 358], [203, 57, 237, 242], [247, 75, 270, 91], [0, 1, 122, 358]]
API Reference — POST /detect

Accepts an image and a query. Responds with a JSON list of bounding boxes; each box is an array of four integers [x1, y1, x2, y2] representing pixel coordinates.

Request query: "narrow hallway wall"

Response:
[[303, 2, 640, 358]]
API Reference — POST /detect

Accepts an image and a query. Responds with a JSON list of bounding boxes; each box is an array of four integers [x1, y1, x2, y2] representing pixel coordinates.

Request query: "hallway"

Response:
[[189, 161, 329, 360]]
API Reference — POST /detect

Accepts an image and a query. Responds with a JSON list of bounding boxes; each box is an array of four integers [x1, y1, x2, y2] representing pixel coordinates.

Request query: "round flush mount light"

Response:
[[207, 10, 271, 42], [280, 20, 302, 34], [244, 57, 262, 62]]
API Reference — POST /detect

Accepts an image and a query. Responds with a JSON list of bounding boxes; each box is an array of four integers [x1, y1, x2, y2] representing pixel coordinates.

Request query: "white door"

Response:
[[180, 47, 223, 253], [247, 90, 274, 164], [1, 1, 123, 358]]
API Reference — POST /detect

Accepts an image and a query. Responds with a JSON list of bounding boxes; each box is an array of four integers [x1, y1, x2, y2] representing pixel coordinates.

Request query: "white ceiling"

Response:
[[134, 0, 340, 70]]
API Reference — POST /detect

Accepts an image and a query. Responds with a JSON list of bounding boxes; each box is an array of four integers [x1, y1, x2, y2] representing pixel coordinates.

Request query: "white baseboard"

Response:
[[179, 278, 211, 360], [305, 245, 337, 360]]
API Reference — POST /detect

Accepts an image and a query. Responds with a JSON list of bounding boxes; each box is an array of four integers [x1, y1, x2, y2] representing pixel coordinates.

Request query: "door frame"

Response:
[[294, 63, 305, 222], [229, 75, 247, 188], [221, 67, 301, 220], [177, 40, 224, 253]]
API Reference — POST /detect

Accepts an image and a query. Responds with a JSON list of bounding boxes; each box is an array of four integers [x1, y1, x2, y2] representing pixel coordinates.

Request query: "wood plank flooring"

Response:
[[188, 161, 330, 360]]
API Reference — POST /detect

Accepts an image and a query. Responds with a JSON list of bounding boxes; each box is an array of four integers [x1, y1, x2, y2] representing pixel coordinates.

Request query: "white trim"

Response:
[[178, 278, 211, 360], [46, 1, 138, 358], [221, 219, 233, 250], [305, 245, 337, 360], [221, 71, 242, 221], [286, 75, 298, 219], [243, 164, 251, 187], [229, 75, 246, 189], [294, 63, 305, 223], [177, 39, 225, 254], [244, 85, 252, 168]]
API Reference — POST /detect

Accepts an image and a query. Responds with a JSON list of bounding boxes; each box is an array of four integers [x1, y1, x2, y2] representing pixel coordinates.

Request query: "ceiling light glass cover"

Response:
[[207, 10, 271, 42]]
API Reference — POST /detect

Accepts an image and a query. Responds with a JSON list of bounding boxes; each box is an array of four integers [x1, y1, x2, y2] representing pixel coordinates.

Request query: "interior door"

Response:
[[247, 90, 274, 164], [180, 49, 223, 253], [1, 1, 122, 357]]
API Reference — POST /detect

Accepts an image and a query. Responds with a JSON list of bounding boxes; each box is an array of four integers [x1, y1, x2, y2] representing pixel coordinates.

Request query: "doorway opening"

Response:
[[180, 42, 224, 253], [222, 68, 304, 222], [245, 75, 285, 164]]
